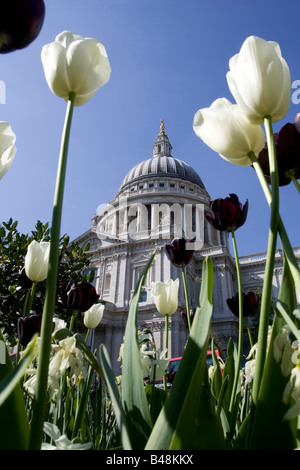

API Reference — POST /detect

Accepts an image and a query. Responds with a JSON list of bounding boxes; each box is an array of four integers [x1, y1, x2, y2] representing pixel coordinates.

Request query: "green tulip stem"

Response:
[[29, 92, 76, 450], [69, 310, 77, 332], [286, 170, 300, 194], [181, 265, 191, 331], [229, 228, 243, 414], [26, 281, 37, 317], [22, 289, 31, 317], [163, 314, 169, 391], [246, 317, 254, 349], [248, 152, 300, 295], [251, 115, 279, 405], [85, 328, 91, 343]]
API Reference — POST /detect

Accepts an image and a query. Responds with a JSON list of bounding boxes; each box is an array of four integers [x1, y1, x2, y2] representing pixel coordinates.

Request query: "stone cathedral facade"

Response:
[[75, 122, 300, 373]]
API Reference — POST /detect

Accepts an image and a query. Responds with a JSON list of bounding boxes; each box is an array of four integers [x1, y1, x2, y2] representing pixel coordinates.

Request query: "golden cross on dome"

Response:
[[160, 119, 165, 134]]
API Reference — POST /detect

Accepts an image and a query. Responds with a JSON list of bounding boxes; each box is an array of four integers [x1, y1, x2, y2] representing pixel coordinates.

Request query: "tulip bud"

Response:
[[0, 0, 45, 53], [151, 279, 179, 316], [205, 194, 248, 232], [180, 309, 196, 328], [227, 36, 291, 124], [258, 118, 300, 186], [18, 267, 33, 289], [193, 98, 265, 166], [167, 371, 176, 384], [24, 240, 50, 282], [0, 122, 17, 180], [227, 291, 259, 318], [17, 314, 42, 347], [41, 30, 111, 106], [164, 238, 194, 267], [59, 281, 99, 312], [83, 303, 104, 329]]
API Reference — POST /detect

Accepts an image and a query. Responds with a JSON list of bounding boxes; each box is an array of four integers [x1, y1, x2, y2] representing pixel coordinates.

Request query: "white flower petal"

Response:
[[193, 98, 265, 166], [41, 30, 111, 106], [24, 240, 50, 282], [0, 122, 16, 180], [84, 303, 104, 329], [227, 36, 291, 124]]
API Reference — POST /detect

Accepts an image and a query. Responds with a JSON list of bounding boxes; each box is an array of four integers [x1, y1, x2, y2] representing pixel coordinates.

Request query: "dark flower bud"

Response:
[[257, 116, 300, 186], [164, 238, 194, 267], [167, 371, 176, 384], [59, 281, 99, 313], [18, 267, 33, 289], [0, 0, 45, 53], [226, 291, 259, 318], [17, 313, 42, 347], [205, 194, 248, 232], [180, 309, 196, 328]]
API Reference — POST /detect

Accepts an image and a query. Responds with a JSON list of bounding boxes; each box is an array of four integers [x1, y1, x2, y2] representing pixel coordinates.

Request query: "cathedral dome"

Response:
[[119, 120, 205, 191], [119, 155, 205, 190]]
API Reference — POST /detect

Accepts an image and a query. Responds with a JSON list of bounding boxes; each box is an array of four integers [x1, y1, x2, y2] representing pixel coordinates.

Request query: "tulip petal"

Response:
[[193, 98, 265, 166], [55, 31, 83, 49], [41, 30, 111, 106], [0, 122, 16, 179], [24, 240, 50, 282], [151, 279, 179, 316], [227, 36, 291, 124], [41, 42, 70, 99], [66, 38, 111, 96]]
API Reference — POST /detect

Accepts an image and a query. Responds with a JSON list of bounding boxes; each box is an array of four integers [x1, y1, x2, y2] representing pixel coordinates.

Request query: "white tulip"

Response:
[[84, 303, 104, 329], [151, 279, 179, 316], [41, 31, 111, 106], [0, 122, 16, 180], [24, 240, 50, 282], [193, 98, 265, 166], [227, 35, 291, 124]]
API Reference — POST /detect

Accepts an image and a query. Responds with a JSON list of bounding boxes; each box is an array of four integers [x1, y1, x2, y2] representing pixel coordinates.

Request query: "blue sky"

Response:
[[0, 0, 299, 257]]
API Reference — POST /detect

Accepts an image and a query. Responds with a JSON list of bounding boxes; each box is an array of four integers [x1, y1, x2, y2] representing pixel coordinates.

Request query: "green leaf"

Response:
[[71, 364, 94, 439], [99, 344, 132, 450], [0, 333, 34, 449], [210, 339, 223, 400], [169, 349, 225, 450], [121, 250, 156, 449], [248, 256, 298, 450], [144, 383, 167, 425], [221, 338, 238, 430], [273, 300, 300, 341], [74, 333, 105, 381], [0, 337, 36, 406], [146, 256, 226, 450]]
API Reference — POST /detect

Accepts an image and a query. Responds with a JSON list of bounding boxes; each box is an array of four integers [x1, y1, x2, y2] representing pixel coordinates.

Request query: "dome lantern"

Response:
[[118, 122, 206, 192], [153, 119, 172, 158]]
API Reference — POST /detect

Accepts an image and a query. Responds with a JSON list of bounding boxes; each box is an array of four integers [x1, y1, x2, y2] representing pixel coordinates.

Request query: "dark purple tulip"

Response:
[[0, 0, 45, 53], [258, 114, 300, 186], [18, 267, 33, 289], [17, 313, 42, 347], [164, 238, 194, 267], [205, 194, 248, 232], [59, 281, 99, 313], [226, 291, 259, 318], [167, 371, 176, 384], [180, 309, 196, 328]]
